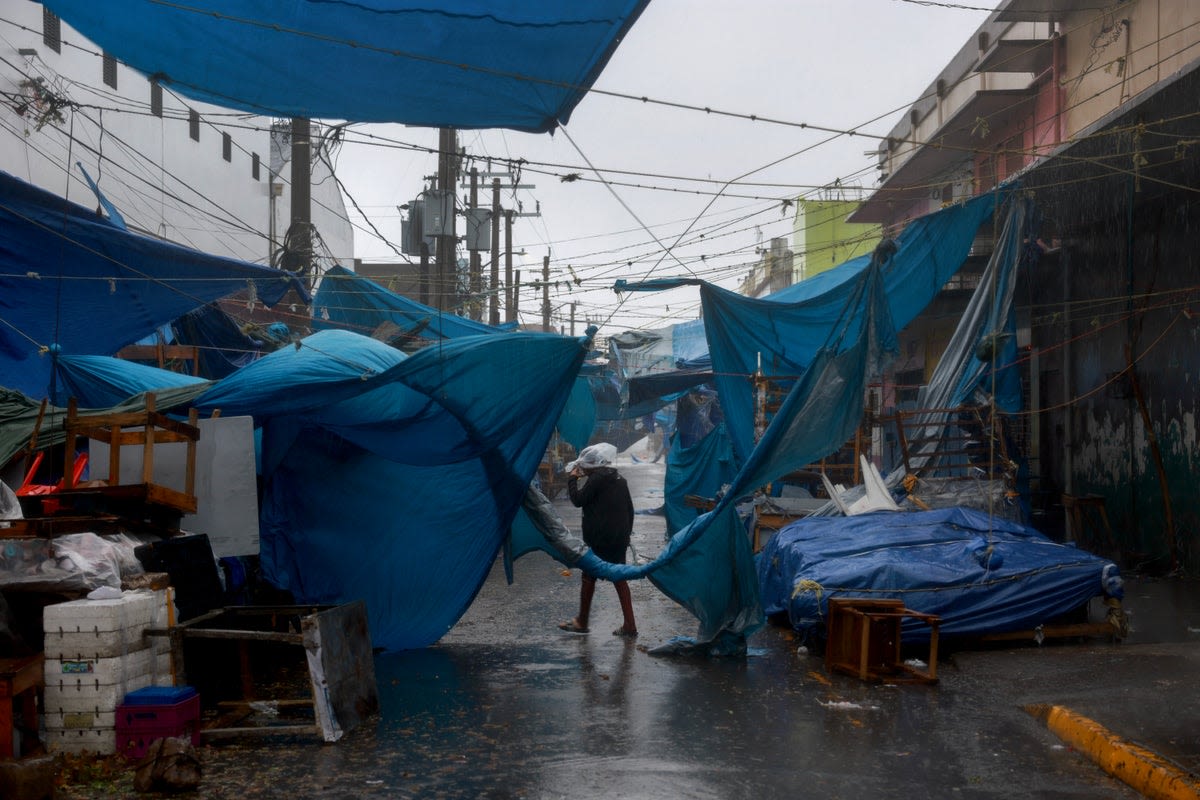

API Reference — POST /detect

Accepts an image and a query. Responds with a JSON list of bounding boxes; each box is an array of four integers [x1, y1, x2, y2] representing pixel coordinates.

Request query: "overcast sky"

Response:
[[333, 0, 993, 336]]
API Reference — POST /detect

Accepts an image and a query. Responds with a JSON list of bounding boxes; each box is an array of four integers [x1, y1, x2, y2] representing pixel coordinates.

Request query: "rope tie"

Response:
[[792, 578, 824, 603]]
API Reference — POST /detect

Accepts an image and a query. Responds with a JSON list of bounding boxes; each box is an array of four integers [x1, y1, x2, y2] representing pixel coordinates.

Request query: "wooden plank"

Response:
[[177, 629, 304, 645], [201, 725, 320, 739], [302, 600, 379, 741], [217, 699, 313, 710]]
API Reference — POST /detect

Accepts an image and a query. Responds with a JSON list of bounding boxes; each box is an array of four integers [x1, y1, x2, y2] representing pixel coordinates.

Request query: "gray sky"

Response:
[[334, 0, 993, 336]]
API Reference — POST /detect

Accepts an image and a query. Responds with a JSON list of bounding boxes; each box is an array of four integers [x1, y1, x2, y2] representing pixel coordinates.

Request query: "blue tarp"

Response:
[[37, 330, 590, 651], [172, 304, 276, 379], [663, 422, 736, 537], [53, 355, 209, 409], [560, 256, 897, 651], [614, 192, 998, 462], [0, 171, 307, 402], [190, 329, 589, 650], [757, 507, 1121, 641], [42, 0, 650, 133], [313, 265, 512, 341]]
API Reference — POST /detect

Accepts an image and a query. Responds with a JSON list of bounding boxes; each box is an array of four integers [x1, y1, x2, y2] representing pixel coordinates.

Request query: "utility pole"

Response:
[[419, 242, 430, 306], [570, 302, 576, 336], [489, 178, 501, 325], [468, 167, 481, 321], [290, 117, 312, 288], [504, 210, 514, 322], [541, 254, 550, 332], [435, 127, 457, 312], [514, 269, 521, 321], [459, 170, 539, 325]]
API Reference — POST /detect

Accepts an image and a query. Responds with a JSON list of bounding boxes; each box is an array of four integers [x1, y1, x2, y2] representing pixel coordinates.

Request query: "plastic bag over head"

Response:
[[566, 442, 617, 472]]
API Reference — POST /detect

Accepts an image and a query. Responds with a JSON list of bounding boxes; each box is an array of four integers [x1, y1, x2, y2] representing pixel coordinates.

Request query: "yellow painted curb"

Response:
[[1025, 704, 1200, 800]]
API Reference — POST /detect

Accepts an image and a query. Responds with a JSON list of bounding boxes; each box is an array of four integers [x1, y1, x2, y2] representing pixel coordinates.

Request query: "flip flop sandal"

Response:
[[558, 620, 589, 633], [612, 626, 638, 637]]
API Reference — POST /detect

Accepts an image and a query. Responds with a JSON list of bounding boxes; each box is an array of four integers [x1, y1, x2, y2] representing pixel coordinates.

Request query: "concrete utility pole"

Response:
[[435, 127, 457, 312], [504, 210, 514, 322], [514, 269, 521, 320], [290, 117, 312, 288], [468, 167, 481, 321], [541, 255, 550, 331], [570, 302, 576, 336], [489, 179, 501, 325]]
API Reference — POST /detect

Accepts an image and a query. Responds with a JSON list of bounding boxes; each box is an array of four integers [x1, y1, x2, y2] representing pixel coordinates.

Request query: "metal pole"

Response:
[[490, 179, 501, 325], [469, 167, 481, 321], [435, 127, 457, 312], [542, 255, 550, 332], [504, 210, 514, 323]]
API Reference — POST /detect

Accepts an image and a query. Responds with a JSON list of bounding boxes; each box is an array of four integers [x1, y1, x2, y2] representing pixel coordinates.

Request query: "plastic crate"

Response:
[[122, 686, 196, 706], [115, 690, 200, 759]]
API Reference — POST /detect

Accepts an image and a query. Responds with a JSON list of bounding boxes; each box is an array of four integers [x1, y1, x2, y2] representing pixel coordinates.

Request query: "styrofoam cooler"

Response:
[[42, 590, 170, 755], [43, 591, 159, 659], [42, 726, 117, 756]]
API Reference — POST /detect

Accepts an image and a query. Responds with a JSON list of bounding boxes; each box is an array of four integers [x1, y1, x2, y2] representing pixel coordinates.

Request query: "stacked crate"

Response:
[[42, 588, 177, 755]]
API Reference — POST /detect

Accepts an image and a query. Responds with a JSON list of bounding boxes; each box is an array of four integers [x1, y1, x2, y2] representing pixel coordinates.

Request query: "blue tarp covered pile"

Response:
[[757, 507, 1122, 642]]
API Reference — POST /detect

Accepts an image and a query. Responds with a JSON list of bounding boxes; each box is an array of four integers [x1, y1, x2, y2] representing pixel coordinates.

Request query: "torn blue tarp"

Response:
[[0, 171, 307, 402], [42, 0, 650, 133], [171, 304, 274, 380], [757, 506, 1122, 641], [313, 265, 514, 342], [527, 257, 898, 650], [53, 355, 209, 409], [614, 192, 998, 461], [663, 422, 736, 537], [608, 319, 710, 410], [190, 328, 589, 650]]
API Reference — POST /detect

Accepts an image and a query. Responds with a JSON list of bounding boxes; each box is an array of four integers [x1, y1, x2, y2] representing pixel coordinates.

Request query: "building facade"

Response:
[[792, 198, 880, 281], [0, 1, 354, 273], [854, 0, 1200, 570]]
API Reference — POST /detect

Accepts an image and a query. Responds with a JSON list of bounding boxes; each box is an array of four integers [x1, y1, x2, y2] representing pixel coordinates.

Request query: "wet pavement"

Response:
[[59, 458, 1200, 799]]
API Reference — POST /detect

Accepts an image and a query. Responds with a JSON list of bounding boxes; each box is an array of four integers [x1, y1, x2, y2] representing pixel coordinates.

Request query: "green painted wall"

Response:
[[793, 200, 881, 280]]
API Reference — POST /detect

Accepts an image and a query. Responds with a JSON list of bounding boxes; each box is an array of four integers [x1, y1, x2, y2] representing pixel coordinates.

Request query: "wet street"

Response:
[[61, 457, 1199, 799]]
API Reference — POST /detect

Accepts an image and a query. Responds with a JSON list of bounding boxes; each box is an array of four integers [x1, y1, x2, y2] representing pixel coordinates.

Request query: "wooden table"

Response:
[[0, 653, 44, 759]]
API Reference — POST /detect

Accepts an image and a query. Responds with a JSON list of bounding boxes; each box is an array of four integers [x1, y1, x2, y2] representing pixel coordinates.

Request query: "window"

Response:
[[43, 7, 61, 53], [188, 108, 199, 142], [251, 152, 261, 181], [222, 131, 231, 162], [150, 80, 162, 117], [102, 53, 117, 89]]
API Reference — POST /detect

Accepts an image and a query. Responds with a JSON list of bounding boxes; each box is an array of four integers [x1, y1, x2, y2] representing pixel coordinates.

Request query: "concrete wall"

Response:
[[1022, 188, 1200, 571], [792, 200, 880, 281], [1061, 0, 1200, 141]]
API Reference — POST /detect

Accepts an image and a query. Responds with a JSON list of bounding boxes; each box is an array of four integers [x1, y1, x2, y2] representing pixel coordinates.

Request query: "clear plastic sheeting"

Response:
[[897, 476, 1023, 523], [0, 532, 150, 593]]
